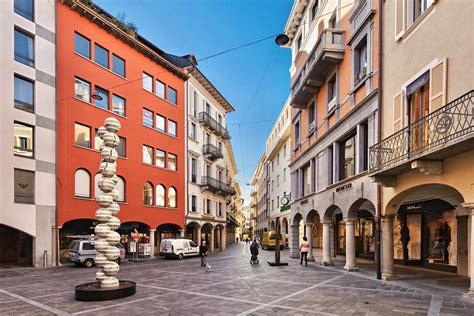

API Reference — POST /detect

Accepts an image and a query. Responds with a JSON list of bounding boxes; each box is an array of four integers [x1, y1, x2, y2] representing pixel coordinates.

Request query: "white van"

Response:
[[160, 238, 199, 259]]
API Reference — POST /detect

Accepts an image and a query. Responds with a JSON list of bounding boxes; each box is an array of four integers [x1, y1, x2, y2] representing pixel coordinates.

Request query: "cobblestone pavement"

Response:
[[0, 243, 473, 315]]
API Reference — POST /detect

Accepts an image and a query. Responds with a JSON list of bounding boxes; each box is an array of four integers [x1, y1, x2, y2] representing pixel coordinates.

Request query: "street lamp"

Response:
[[275, 33, 290, 46], [268, 193, 290, 266]]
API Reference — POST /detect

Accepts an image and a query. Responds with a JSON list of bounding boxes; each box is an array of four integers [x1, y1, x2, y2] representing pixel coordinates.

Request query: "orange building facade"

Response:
[[57, 0, 188, 260]]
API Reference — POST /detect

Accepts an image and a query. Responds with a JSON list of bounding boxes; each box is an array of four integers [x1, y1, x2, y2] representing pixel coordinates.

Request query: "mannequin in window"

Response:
[[401, 223, 410, 263], [440, 220, 451, 264]]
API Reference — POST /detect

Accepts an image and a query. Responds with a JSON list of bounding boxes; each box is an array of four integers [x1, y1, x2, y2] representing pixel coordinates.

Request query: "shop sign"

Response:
[[406, 204, 422, 210], [129, 241, 137, 253], [336, 183, 352, 192], [280, 205, 290, 212], [139, 243, 151, 256]]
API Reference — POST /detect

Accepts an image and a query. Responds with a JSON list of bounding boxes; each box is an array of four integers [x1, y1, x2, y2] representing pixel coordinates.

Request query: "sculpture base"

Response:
[[75, 281, 136, 301], [268, 261, 289, 266]]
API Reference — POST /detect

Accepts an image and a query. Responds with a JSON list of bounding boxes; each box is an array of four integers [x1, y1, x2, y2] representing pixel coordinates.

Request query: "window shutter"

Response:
[[430, 58, 447, 112], [393, 92, 403, 132], [395, 0, 405, 40]]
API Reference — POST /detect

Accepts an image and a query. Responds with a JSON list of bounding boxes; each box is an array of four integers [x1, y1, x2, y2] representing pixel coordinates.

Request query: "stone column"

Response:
[[463, 203, 474, 298], [344, 218, 359, 271], [305, 223, 314, 261], [180, 229, 185, 238], [321, 220, 334, 266], [210, 228, 215, 252], [289, 224, 300, 258], [196, 226, 201, 246], [221, 226, 227, 251], [381, 215, 398, 280], [149, 229, 156, 257]]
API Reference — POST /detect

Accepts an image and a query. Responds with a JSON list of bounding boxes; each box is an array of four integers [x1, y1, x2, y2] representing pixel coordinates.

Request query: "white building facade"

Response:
[[185, 68, 236, 252], [265, 100, 292, 244], [0, 0, 57, 266]]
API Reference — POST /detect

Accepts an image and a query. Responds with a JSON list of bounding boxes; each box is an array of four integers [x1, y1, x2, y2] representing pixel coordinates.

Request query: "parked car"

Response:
[[261, 231, 285, 250], [68, 240, 126, 268], [160, 238, 199, 259]]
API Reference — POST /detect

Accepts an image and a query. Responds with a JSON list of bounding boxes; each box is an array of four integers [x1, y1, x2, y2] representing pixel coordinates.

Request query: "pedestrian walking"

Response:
[[300, 236, 309, 266], [236, 237, 239, 243], [199, 241, 208, 267]]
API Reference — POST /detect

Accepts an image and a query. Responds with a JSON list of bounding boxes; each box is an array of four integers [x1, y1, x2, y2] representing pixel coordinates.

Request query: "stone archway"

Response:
[[59, 218, 95, 262], [347, 199, 377, 261], [201, 223, 214, 251], [381, 183, 468, 282], [305, 210, 322, 261], [270, 220, 275, 231], [186, 222, 201, 245], [0, 224, 33, 266], [290, 213, 304, 259], [214, 224, 226, 251], [282, 217, 289, 246]]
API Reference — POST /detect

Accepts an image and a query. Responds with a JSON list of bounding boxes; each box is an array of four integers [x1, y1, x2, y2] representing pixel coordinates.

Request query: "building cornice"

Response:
[[190, 68, 235, 113]]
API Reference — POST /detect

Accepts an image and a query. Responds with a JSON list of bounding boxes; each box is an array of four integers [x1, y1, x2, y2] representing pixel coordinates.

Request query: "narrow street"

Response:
[[0, 243, 473, 315]]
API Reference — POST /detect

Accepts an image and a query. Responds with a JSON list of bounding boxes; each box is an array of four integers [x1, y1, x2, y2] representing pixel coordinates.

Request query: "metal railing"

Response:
[[201, 176, 237, 196], [198, 112, 230, 139], [290, 28, 345, 99], [369, 91, 474, 173], [203, 143, 224, 160]]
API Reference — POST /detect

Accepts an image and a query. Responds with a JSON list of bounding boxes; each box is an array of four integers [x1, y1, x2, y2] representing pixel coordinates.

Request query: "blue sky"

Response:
[[95, 0, 293, 204]]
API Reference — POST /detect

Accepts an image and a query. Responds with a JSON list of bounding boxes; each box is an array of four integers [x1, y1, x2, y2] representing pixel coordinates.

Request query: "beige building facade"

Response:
[[370, 0, 474, 296], [0, 0, 57, 266]]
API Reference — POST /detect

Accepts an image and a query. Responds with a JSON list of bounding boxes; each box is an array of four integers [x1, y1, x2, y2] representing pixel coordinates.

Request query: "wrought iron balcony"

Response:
[[369, 91, 474, 177], [198, 112, 230, 139], [290, 29, 345, 108], [203, 143, 224, 160], [200, 176, 237, 196]]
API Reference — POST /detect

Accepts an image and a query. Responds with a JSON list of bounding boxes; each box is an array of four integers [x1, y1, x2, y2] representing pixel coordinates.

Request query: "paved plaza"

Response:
[[0, 243, 473, 315]]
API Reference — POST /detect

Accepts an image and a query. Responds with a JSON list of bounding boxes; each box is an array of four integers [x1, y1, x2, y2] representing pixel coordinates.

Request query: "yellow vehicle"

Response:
[[242, 234, 249, 242], [261, 231, 285, 250]]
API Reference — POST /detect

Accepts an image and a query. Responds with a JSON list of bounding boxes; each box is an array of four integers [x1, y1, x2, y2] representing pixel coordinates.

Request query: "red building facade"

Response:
[[57, 0, 188, 260]]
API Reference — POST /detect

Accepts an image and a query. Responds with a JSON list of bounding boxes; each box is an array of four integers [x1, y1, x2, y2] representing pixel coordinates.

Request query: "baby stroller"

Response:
[[250, 242, 259, 264]]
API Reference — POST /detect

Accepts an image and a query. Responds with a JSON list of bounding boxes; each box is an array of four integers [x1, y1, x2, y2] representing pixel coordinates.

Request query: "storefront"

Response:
[[335, 211, 375, 259], [394, 199, 457, 272], [117, 222, 151, 258], [0, 224, 32, 266], [59, 219, 95, 262]]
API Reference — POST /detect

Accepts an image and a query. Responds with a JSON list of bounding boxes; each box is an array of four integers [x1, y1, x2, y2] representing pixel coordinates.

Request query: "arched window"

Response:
[[95, 174, 125, 202], [116, 176, 125, 202], [143, 182, 153, 206], [156, 184, 165, 207], [168, 187, 177, 208], [75, 169, 90, 198]]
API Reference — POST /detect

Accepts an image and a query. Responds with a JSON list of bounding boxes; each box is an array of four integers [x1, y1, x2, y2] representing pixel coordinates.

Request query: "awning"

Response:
[[406, 71, 429, 96]]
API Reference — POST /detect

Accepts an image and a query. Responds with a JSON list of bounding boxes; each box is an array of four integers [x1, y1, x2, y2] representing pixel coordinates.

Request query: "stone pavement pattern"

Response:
[[0, 243, 473, 315]]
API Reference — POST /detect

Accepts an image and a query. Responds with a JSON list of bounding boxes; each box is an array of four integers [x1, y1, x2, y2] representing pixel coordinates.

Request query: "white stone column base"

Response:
[[382, 272, 399, 281], [344, 264, 359, 272], [463, 289, 474, 299], [320, 260, 334, 266], [289, 253, 300, 259]]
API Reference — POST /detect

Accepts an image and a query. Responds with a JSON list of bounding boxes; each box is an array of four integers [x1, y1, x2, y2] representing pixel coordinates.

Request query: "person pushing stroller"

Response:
[[250, 239, 259, 264]]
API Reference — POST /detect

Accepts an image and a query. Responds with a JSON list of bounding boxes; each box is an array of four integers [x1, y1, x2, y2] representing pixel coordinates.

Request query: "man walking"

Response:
[[199, 241, 208, 267]]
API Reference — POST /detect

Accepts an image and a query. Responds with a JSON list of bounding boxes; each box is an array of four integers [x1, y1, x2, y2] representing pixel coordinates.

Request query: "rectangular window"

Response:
[[311, 1, 319, 20], [112, 94, 125, 116], [277, 175, 280, 187], [339, 133, 357, 181], [295, 121, 300, 145], [354, 37, 368, 83], [308, 102, 315, 125], [156, 149, 165, 168], [142, 72, 153, 92], [94, 86, 109, 110], [15, 28, 34, 67], [14, 0, 34, 21], [94, 44, 109, 68], [74, 123, 90, 148], [117, 136, 126, 157], [74, 78, 90, 103], [14, 169, 34, 204], [218, 202, 223, 217], [191, 158, 197, 183], [14, 122, 33, 157], [283, 144, 287, 157], [328, 145, 334, 185], [206, 199, 211, 214], [155, 114, 166, 133], [168, 120, 177, 137], [304, 164, 311, 195], [190, 122, 196, 139], [167, 86, 177, 105], [74, 32, 90, 59], [143, 145, 154, 164], [168, 153, 177, 171], [296, 34, 302, 52], [191, 195, 197, 212], [362, 122, 369, 172], [143, 109, 154, 128], [193, 91, 198, 117], [328, 75, 337, 108], [14, 75, 34, 112], [156, 80, 165, 99], [112, 54, 125, 77]]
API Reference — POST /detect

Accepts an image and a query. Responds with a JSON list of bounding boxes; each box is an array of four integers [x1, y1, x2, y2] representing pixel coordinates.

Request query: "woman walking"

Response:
[[300, 236, 310, 266]]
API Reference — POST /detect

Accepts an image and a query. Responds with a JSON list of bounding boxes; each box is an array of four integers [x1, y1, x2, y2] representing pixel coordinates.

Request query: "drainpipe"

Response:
[[375, 0, 384, 280]]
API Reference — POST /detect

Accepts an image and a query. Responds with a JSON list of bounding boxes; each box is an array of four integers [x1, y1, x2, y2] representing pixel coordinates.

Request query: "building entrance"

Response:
[[0, 224, 32, 266], [335, 211, 375, 259], [394, 199, 457, 273]]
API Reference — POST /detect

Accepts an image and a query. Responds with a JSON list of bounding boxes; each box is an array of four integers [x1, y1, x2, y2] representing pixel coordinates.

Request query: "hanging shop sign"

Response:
[[129, 241, 137, 253], [280, 205, 291, 212], [336, 183, 352, 192]]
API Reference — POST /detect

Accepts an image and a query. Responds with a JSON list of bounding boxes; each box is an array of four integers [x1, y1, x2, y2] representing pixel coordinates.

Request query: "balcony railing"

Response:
[[290, 29, 345, 108], [369, 91, 474, 175], [203, 143, 224, 160], [198, 112, 230, 139], [200, 176, 237, 196]]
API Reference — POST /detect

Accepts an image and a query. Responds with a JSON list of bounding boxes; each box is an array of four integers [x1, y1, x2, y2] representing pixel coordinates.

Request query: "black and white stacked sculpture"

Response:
[[75, 117, 136, 301], [94, 117, 122, 288]]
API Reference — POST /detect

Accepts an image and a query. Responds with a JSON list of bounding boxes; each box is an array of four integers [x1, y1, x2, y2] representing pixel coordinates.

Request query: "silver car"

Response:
[[68, 240, 126, 268]]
